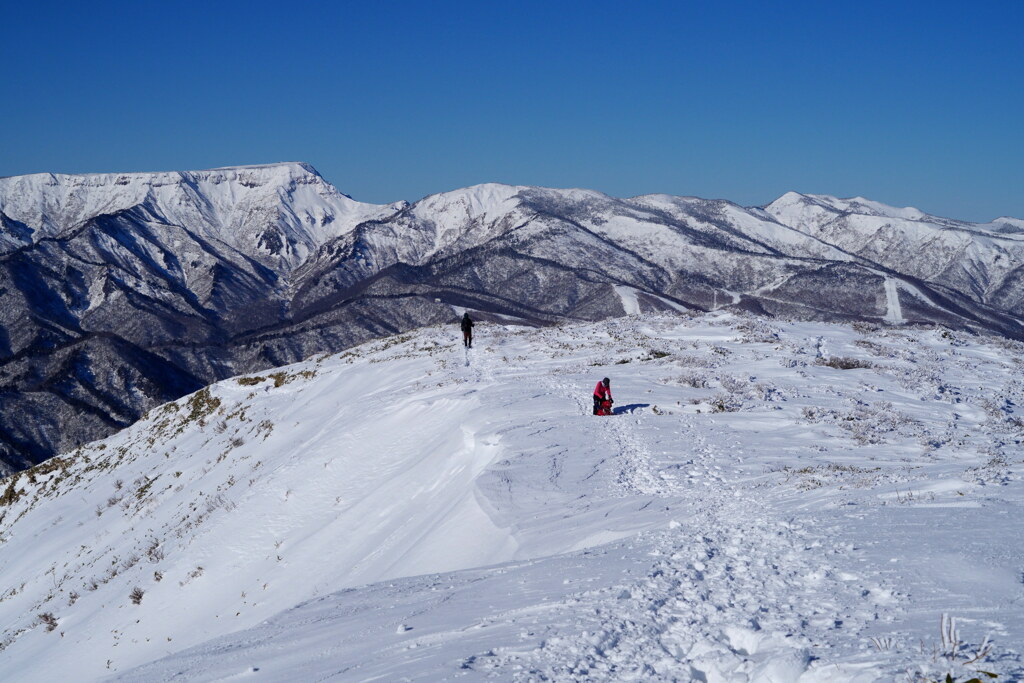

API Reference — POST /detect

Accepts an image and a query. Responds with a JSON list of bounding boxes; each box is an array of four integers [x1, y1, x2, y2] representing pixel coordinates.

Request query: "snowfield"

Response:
[[0, 312, 1022, 681]]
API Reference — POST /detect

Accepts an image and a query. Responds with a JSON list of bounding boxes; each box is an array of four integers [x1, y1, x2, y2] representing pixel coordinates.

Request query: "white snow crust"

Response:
[[1, 312, 1022, 681]]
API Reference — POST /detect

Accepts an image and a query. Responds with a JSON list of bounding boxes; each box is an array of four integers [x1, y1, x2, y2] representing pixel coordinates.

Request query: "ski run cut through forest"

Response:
[[0, 311, 1022, 682]]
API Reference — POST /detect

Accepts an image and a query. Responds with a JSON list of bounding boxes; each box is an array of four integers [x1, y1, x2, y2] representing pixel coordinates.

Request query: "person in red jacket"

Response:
[[593, 377, 613, 415]]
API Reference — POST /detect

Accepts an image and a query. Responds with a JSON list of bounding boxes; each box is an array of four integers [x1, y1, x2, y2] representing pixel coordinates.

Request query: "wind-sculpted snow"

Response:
[[3, 165, 1024, 473], [0, 312, 1021, 680]]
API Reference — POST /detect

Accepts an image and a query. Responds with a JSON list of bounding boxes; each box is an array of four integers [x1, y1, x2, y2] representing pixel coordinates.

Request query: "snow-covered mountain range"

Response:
[[0, 313, 1020, 680], [2, 163, 1023, 472]]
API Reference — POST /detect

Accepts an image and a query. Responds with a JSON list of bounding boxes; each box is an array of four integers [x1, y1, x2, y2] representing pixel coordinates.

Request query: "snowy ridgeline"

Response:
[[0, 163, 405, 267], [0, 312, 1022, 681], [6, 164, 1024, 474]]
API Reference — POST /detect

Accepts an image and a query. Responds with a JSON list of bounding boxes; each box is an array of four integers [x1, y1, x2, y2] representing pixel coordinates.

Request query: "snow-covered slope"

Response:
[[0, 163, 403, 268], [0, 312, 1021, 681], [766, 192, 1024, 316]]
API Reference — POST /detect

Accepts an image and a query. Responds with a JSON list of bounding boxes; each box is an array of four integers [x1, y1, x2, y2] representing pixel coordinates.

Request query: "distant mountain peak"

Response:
[[766, 191, 926, 220], [0, 162, 400, 268], [991, 216, 1024, 232]]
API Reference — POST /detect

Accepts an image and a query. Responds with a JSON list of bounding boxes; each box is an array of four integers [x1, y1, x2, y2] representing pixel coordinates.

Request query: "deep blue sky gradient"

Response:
[[3, 0, 1022, 221]]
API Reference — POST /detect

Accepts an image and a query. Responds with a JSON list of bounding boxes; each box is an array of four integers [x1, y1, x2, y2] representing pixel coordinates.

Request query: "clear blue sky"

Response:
[[3, 0, 1022, 221]]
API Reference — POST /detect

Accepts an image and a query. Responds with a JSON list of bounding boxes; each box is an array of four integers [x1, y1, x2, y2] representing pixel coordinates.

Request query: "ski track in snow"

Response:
[[613, 285, 642, 316], [1, 313, 1022, 682], [884, 278, 905, 325]]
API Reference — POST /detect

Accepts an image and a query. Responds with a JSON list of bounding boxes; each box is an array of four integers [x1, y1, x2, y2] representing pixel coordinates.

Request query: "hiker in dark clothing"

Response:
[[461, 312, 474, 348], [593, 377, 613, 415]]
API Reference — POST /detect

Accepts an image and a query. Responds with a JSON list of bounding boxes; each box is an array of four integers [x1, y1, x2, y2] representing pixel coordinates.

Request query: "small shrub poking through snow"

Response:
[[709, 395, 742, 413], [901, 613, 1000, 682], [854, 339, 888, 356], [852, 321, 880, 335], [130, 587, 145, 605], [37, 612, 58, 632], [146, 538, 164, 563], [814, 356, 872, 370], [0, 477, 25, 507], [719, 375, 748, 394], [671, 372, 708, 388], [803, 401, 916, 445], [180, 566, 204, 587], [185, 388, 221, 425]]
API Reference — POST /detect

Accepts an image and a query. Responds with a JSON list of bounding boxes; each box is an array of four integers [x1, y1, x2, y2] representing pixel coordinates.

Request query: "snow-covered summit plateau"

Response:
[[0, 312, 1021, 680], [0, 162, 404, 268]]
